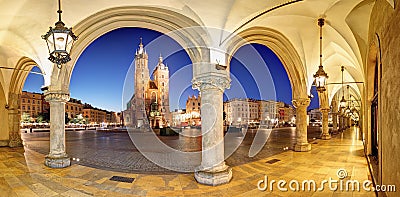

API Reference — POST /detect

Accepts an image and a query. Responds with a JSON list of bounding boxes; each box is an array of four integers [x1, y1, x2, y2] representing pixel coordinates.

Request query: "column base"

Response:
[[321, 134, 331, 140], [194, 164, 232, 186], [0, 140, 9, 147], [45, 155, 71, 168], [8, 139, 23, 148], [294, 143, 311, 152]]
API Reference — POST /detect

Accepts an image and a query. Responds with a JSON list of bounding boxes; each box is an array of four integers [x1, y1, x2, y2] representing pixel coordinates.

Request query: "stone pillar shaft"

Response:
[[332, 113, 338, 132], [200, 88, 224, 168], [8, 93, 23, 147], [292, 98, 311, 152], [44, 92, 70, 168], [192, 75, 232, 186], [321, 108, 331, 140], [49, 101, 66, 155]]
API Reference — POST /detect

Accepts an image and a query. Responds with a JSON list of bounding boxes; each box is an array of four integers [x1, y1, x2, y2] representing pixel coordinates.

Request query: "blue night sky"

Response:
[[23, 27, 319, 112]]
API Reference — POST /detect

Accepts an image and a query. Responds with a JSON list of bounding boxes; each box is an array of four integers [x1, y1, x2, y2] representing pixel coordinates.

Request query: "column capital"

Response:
[[192, 75, 230, 92], [44, 91, 70, 102], [292, 98, 310, 108]]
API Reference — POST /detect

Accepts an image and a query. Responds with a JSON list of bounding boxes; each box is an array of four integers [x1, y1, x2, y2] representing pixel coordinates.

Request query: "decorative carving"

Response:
[[44, 92, 70, 102], [192, 75, 230, 92], [292, 98, 310, 108]]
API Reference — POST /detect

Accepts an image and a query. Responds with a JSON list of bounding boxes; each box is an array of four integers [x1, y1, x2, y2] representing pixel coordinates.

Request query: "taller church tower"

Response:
[[133, 38, 150, 128]]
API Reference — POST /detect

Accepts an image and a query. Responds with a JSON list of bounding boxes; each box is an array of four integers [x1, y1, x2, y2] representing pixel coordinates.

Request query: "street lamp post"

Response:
[[314, 18, 328, 93], [314, 18, 330, 140], [42, 0, 78, 68]]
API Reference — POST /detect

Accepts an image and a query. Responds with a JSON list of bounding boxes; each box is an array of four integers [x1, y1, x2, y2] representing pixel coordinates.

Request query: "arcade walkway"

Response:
[[0, 128, 374, 196]]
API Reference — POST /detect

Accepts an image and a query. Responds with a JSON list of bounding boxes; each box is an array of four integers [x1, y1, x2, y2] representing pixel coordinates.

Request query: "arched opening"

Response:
[[0, 83, 8, 146], [223, 43, 320, 164], [5, 57, 44, 147], [53, 6, 209, 92], [23, 27, 203, 172]]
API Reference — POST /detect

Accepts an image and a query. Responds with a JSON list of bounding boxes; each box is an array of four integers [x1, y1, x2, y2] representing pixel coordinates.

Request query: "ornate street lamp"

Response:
[[345, 85, 352, 115], [42, 0, 77, 68], [339, 66, 346, 108], [314, 18, 328, 93]]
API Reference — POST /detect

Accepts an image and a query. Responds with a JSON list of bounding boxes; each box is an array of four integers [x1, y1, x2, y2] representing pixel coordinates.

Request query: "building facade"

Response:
[[223, 98, 259, 126], [185, 95, 201, 126], [83, 104, 107, 124], [65, 98, 83, 119], [224, 99, 294, 127], [20, 91, 43, 119]]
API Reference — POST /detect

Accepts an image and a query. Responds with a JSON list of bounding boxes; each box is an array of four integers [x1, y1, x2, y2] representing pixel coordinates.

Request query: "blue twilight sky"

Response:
[[23, 27, 319, 112]]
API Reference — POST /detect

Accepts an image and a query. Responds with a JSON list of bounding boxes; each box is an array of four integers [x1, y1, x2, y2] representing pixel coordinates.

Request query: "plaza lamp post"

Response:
[[314, 18, 328, 93], [42, 0, 78, 68]]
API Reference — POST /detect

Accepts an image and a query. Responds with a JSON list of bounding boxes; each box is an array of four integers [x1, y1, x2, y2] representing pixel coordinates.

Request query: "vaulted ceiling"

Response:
[[0, 0, 390, 101]]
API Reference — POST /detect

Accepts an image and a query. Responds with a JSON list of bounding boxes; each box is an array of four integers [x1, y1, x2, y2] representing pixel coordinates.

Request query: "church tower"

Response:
[[153, 54, 171, 125], [133, 38, 150, 128]]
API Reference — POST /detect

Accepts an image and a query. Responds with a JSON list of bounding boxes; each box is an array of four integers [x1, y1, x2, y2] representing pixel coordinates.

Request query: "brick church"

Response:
[[125, 39, 171, 128]]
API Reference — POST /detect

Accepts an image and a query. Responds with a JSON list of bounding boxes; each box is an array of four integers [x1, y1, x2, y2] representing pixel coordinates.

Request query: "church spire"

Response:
[[137, 37, 144, 55], [159, 53, 163, 63]]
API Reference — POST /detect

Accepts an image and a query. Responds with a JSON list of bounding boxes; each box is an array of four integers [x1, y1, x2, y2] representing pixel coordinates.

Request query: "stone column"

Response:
[[192, 75, 232, 186], [320, 108, 331, 139], [8, 92, 23, 147], [332, 112, 338, 134], [44, 92, 71, 168], [347, 117, 351, 128], [338, 114, 343, 132], [292, 98, 311, 152]]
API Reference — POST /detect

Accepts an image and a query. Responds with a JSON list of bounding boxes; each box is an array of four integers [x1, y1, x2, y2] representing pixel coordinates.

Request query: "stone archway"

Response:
[[225, 26, 308, 100], [51, 6, 209, 92], [5, 57, 40, 147], [224, 26, 311, 152]]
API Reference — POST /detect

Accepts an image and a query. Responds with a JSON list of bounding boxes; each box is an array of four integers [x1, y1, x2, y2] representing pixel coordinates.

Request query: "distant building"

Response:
[[223, 99, 294, 127], [258, 100, 280, 126], [171, 109, 189, 127], [65, 98, 83, 119], [278, 104, 295, 124], [20, 91, 121, 124], [308, 109, 322, 121], [20, 91, 43, 118], [82, 104, 107, 124], [186, 95, 201, 126], [223, 98, 259, 126]]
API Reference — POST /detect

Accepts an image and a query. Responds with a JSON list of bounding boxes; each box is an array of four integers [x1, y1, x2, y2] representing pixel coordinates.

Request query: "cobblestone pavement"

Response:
[[0, 127, 376, 196], [21, 127, 321, 174]]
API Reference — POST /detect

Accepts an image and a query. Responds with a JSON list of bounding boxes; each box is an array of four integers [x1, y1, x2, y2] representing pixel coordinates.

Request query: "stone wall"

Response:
[[367, 0, 399, 196]]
